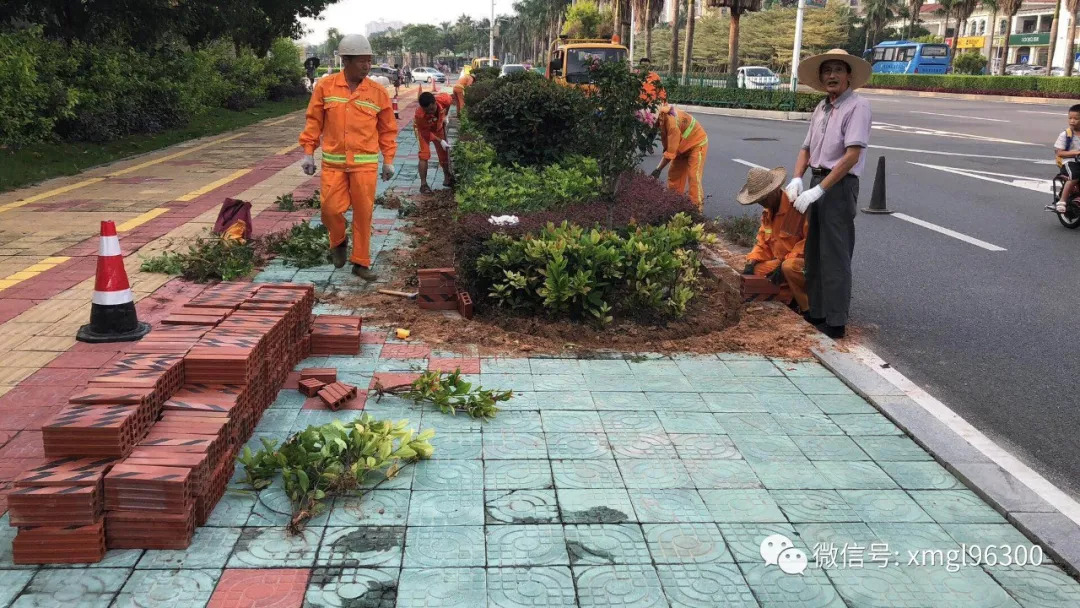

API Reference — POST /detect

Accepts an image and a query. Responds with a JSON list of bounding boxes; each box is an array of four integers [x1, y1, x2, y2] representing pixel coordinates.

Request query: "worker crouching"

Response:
[[737, 166, 809, 313]]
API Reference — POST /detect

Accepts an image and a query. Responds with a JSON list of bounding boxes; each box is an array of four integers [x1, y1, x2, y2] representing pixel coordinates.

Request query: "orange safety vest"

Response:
[[299, 72, 398, 172], [659, 107, 707, 160], [746, 192, 809, 264], [415, 93, 454, 143]]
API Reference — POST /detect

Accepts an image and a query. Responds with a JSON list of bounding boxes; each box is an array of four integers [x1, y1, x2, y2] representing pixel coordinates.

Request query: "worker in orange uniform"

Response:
[[737, 166, 809, 313], [651, 104, 708, 211], [414, 91, 455, 194], [452, 72, 474, 116], [300, 34, 398, 281], [639, 58, 666, 104]]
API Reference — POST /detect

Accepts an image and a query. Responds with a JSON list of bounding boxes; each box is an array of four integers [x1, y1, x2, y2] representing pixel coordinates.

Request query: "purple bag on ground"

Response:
[[213, 198, 253, 241]]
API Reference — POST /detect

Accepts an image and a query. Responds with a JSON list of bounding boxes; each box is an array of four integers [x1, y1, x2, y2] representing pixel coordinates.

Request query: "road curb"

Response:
[[675, 104, 812, 122], [811, 337, 1080, 577], [863, 87, 1066, 105]]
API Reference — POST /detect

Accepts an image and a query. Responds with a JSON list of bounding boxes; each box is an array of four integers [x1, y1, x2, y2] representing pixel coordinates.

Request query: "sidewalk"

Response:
[[1, 92, 1080, 607]]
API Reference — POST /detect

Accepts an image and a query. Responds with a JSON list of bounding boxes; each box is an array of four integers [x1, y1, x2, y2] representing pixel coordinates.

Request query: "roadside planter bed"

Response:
[[867, 73, 1080, 98], [664, 83, 824, 112]]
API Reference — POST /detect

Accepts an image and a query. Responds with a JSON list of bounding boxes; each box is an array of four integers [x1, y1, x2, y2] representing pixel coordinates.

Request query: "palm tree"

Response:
[[1066, 0, 1080, 75], [702, 0, 763, 77], [952, 0, 979, 65], [908, 0, 926, 38], [632, 0, 665, 61], [996, 0, 1023, 74], [984, 0, 999, 71], [1047, 0, 1062, 69], [864, 0, 902, 51], [933, 0, 957, 50], [682, 0, 696, 82], [669, 0, 680, 73]]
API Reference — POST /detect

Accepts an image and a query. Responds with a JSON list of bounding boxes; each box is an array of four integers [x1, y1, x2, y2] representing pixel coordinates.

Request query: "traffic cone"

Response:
[[861, 156, 893, 214], [392, 97, 399, 120], [76, 221, 151, 343]]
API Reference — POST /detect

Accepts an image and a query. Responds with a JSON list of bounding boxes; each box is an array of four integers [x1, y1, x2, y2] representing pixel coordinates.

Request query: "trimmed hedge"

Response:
[[664, 84, 824, 112], [868, 74, 1080, 98]]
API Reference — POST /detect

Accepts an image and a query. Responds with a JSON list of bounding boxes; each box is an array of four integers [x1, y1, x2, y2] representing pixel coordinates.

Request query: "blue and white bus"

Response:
[[867, 41, 951, 74]]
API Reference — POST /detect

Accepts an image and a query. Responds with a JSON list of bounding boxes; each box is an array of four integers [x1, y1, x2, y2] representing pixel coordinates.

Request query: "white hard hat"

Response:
[[338, 34, 373, 56]]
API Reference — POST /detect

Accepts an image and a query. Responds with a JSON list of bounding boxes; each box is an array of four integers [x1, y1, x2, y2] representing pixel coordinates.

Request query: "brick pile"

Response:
[[7, 281, 356, 564], [417, 268, 457, 311]]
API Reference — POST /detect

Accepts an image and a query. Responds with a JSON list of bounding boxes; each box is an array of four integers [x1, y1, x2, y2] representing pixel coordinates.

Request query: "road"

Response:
[[651, 93, 1080, 500]]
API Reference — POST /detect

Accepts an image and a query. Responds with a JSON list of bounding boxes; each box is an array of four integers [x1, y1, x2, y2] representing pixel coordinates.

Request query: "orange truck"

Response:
[[544, 36, 628, 88]]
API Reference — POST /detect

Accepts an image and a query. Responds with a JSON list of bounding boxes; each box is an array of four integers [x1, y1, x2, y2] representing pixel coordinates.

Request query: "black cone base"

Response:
[[76, 302, 151, 343], [861, 207, 893, 214]]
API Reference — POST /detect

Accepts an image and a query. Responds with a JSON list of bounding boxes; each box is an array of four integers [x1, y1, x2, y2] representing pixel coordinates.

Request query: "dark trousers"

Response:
[[805, 174, 858, 326]]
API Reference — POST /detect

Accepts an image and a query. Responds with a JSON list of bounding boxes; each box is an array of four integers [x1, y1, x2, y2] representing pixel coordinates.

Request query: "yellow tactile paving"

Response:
[[0, 256, 71, 293], [176, 168, 253, 202], [116, 208, 170, 232], [0, 178, 106, 215]]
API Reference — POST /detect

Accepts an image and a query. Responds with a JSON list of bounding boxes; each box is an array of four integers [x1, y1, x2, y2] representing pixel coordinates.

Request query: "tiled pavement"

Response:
[[3, 92, 1080, 607]]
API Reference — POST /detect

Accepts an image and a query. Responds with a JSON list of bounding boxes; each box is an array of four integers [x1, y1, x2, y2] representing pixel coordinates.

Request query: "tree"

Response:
[[865, 0, 904, 51], [984, 0, 999, 72], [670, 0, 680, 72], [682, 0, 696, 81], [1047, 0, 1061, 69], [908, 0, 927, 38], [951, 0, 979, 66], [562, 0, 613, 37], [1066, 0, 1080, 75], [996, 0, 1023, 74], [632, 0, 665, 61], [933, 0, 957, 53], [707, 0, 765, 77], [324, 28, 345, 58]]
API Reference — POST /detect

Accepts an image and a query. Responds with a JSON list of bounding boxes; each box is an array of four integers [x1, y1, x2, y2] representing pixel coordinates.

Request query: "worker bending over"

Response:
[[738, 166, 809, 313], [453, 72, 474, 116], [651, 104, 709, 211], [414, 91, 455, 194]]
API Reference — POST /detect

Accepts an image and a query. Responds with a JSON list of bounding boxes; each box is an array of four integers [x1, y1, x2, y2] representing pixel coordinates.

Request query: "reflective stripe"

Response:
[[682, 116, 698, 139], [322, 153, 347, 163], [93, 288, 134, 306], [324, 96, 349, 103], [98, 235, 122, 257], [352, 154, 379, 164], [355, 100, 382, 113]]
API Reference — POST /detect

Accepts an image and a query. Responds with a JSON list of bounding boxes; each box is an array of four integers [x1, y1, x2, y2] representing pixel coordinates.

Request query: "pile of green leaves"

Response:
[[275, 191, 321, 211], [373, 370, 511, 420], [140, 232, 260, 282], [264, 220, 331, 268], [476, 213, 715, 326], [238, 416, 434, 532]]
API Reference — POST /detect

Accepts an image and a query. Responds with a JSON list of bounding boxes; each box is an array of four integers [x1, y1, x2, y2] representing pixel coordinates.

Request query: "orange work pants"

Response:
[[320, 168, 376, 267], [453, 87, 466, 115], [753, 257, 808, 312], [667, 142, 708, 211]]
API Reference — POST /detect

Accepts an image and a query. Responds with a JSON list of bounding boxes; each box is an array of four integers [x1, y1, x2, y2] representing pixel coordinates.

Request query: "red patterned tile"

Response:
[[0, 431, 43, 460], [208, 568, 310, 608], [0, 385, 76, 411], [428, 358, 481, 374], [380, 344, 431, 359], [0, 431, 15, 449], [360, 332, 387, 345], [370, 373, 420, 390], [45, 350, 117, 369], [20, 367, 96, 387]]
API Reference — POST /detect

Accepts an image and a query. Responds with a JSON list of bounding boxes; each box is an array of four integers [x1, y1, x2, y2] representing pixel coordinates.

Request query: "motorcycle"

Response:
[[1048, 174, 1080, 229]]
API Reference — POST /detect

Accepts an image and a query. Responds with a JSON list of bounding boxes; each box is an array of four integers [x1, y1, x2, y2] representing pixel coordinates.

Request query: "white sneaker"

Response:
[[1056, 201, 1067, 213]]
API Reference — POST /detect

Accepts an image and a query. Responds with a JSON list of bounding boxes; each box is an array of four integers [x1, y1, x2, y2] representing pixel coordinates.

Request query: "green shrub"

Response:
[[470, 66, 501, 82], [265, 38, 307, 101], [475, 213, 715, 325], [455, 156, 603, 215], [665, 84, 824, 112], [868, 74, 1080, 97], [0, 28, 77, 148], [953, 52, 988, 75], [450, 139, 498, 186]]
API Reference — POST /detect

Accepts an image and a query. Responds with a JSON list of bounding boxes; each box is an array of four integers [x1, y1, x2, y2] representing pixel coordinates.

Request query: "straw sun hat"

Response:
[[797, 48, 872, 93], [736, 166, 787, 206]]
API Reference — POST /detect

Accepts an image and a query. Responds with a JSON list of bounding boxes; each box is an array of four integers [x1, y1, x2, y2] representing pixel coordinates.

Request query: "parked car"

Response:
[[411, 67, 446, 83], [736, 66, 781, 90], [500, 64, 527, 77], [367, 66, 395, 86], [1005, 63, 1046, 76]]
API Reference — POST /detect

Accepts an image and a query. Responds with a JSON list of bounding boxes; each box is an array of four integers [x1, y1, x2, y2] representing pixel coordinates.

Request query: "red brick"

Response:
[[208, 568, 310, 608]]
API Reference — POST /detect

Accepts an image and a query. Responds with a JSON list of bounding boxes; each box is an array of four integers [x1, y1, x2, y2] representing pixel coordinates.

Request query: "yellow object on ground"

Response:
[[396, 328, 411, 340]]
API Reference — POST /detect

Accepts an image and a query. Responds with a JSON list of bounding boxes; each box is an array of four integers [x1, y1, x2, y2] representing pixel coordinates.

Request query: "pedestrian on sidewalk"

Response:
[[738, 167, 810, 314], [651, 104, 709, 212], [414, 91, 455, 194], [785, 49, 872, 339], [299, 34, 398, 282]]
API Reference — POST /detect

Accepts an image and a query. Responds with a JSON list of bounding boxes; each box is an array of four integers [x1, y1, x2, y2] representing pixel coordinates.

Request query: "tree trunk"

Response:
[[951, 17, 962, 67], [729, 8, 741, 76], [682, 0, 695, 83], [1048, 0, 1062, 69], [669, 0, 680, 73], [1067, 8, 1078, 76], [645, 0, 654, 60], [998, 27, 1011, 75], [987, 7, 998, 72]]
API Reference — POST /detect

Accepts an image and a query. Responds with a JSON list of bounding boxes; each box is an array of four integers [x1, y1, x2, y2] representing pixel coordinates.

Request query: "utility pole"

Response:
[[630, 2, 636, 64], [790, 0, 805, 92]]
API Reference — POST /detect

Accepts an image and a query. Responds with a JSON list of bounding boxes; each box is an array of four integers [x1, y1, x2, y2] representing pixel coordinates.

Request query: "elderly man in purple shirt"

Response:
[[784, 49, 873, 340]]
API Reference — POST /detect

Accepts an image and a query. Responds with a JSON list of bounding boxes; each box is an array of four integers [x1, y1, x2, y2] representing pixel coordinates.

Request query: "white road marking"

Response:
[[908, 161, 1052, 193], [869, 144, 1054, 164], [872, 122, 1039, 146], [892, 212, 1007, 251], [1018, 110, 1062, 116], [910, 111, 1009, 123], [733, 158, 766, 170], [849, 344, 1080, 525]]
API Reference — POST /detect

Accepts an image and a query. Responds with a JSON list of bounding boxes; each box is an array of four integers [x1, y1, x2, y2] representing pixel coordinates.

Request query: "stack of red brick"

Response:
[[6, 281, 358, 564], [417, 268, 457, 311]]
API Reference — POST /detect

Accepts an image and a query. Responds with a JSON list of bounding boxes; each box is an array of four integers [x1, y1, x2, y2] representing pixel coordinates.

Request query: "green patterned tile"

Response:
[[792, 377, 857, 395], [645, 523, 732, 563], [112, 569, 219, 608], [731, 434, 804, 463], [487, 525, 569, 566], [774, 413, 845, 436], [941, 523, 1033, 547], [429, 432, 483, 459], [617, 459, 694, 489], [669, 434, 739, 460], [714, 413, 783, 435], [318, 526, 404, 567], [204, 491, 256, 526], [639, 375, 697, 393], [908, 490, 1006, 524], [227, 526, 321, 567], [880, 461, 964, 490], [565, 524, 652, 565], [829, 414, 903, 436], [775, 359, 833, 377], [546, 433, 612, 459], [867, 522, 959, 560], [793, 522, 879, 556], [699, 489, 787, 523], [502, 391, 540, 411], [0, 570, 32, 605], [249, 484, 330, 527], [986, 565, 1080, 607], [698, 393, 767, 413], [412, 460, 484, 490], [530, 359, 583, 374], [814, 461, 899, 489], [749, 460, 832, 490], [855, 436, 934, 461], [717, 522, 800, 563], [481, 373, 534, 392], [558, 489, 635, 523], [791, 435, 868, 461], [628, 361, 683, 376], [408, 490, 485, 526], [420, 410, 483, 433], [839, 490, 934, 523], [742, 377, 801, 393], [592, 392, 652, 410], [756, 392, 824, 415], [683, 459, 762, 489], [574, 565, 667, 608], [481, 358, 532, 374], [693, 377, 751, 393], [580, 359, 633, 375], [488, 567, 576, 608], [485, 489, 559, 524], [608, 432, 674, 459], [535, 391, 597, 410], [531, 374, 586, 392], [484, 460, 553, 490], [397, 568, 486, 608], [404, 525, 484, 568], [658, 564, 757, 608], [552, 459, 624, 489], [726, 360, 782, 376], [599, 412, 663, 434], [629, 489, 713, 523], [655, 412, 723, 434], [586, 375, 645, 392], [810, 394, 878, 414], [136, 526, 240, 569], [831, 565, 1020, 608], [542, 411, 604, 433], [673, 359, 733, 377], [307, 567, 398, 608], [738, 562, 845, 607], [772, 490, 861, 523], [483, 432, 548, 459], [330, 490, 410, 526], [18, 569, 128, 607]]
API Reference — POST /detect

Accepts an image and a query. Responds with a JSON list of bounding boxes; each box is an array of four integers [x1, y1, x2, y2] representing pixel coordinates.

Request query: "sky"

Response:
[[300, 0, 518, 44]]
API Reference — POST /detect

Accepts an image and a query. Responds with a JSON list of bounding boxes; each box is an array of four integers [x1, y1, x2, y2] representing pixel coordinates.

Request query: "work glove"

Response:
[[767, 264, 785, 285], [784, 177, 804, 201], [381, 163, 395, 182], [651, 167, 663, 179], [793, 185, 824, 214], [439, 139, 451, 151], [742, 262, 756, 275], [301, 154, 316, 176]]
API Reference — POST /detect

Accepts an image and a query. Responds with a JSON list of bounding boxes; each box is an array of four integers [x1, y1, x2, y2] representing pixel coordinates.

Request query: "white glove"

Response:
[[381, 163, 396, 181], [439, 139, 451, 151], [784, 177, 804, 200], [301, 154, 316, 176], [793, 185, 824, 213]]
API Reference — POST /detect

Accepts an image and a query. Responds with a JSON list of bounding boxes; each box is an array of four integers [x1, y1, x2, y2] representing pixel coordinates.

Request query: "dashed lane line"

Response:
[[869, 145, 1054, 164], [910, 111, 1009, 123]]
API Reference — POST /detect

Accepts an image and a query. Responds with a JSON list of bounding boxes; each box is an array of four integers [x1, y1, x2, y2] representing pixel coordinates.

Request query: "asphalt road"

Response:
[[647, 93, 1080, 499]]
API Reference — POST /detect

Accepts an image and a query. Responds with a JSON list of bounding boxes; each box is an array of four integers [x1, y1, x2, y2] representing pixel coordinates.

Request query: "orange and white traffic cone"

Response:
[[392, 98, 399, 120], [76, 220, 151, 343]]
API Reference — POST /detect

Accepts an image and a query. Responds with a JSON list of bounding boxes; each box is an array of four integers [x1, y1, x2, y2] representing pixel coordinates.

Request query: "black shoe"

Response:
[[816, 323, 846, 339], [352, 264, 378, 281], [803, 311, 826, 325], [330, 243, 348, 269]]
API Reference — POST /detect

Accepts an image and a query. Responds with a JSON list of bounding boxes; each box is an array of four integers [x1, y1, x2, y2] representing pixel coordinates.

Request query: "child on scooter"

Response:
[[1054, 104, 1080, 213]]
